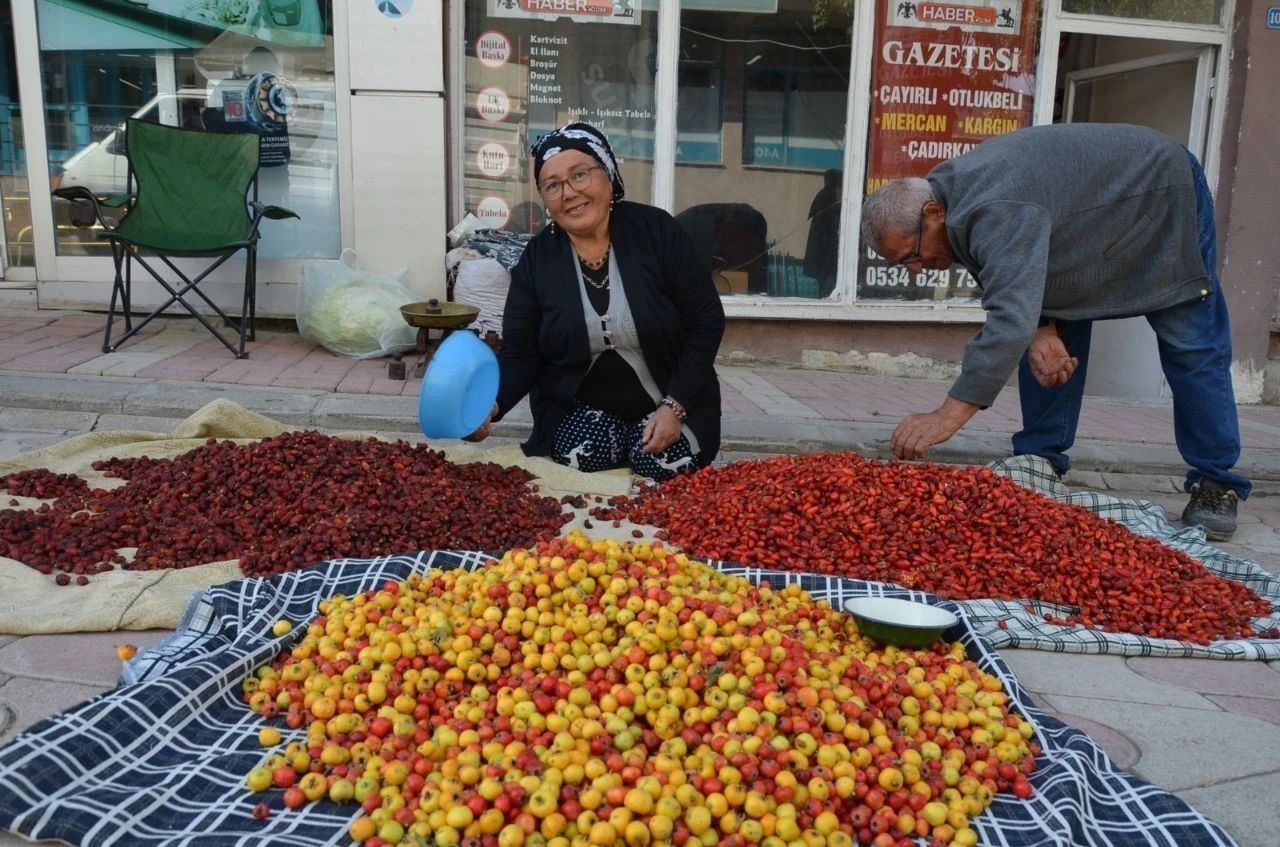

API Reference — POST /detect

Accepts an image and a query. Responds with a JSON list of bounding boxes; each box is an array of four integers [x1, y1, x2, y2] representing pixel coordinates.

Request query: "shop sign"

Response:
[[890, 1, 1021, 34], [490, 0, 639, 26], [476, 86, 512, 122], [476, 196, 512, 227], [476, 142, 512, 177], [861, 0, 1037, 302], [477, 31, 513, 68], [637, 0, 777, 10]]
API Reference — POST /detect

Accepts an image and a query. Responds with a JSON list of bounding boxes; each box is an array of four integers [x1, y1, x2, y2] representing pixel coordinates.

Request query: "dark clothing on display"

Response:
[[804, 169, 842, 297], [495, 200, 725, 462]]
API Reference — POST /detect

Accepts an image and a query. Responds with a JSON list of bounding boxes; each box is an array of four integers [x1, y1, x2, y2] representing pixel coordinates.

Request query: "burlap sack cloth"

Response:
[[0, 400, 640, 634]]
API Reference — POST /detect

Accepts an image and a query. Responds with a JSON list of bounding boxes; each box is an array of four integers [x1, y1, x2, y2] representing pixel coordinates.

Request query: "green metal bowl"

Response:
[[844, 597, 959, 647]]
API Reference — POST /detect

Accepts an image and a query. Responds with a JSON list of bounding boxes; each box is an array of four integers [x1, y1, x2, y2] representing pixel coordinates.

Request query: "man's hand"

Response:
[[462, 402, 499, 442], [890, 396, 980, 460], [641, 405, 683, 454], [1027, 323, 1077, 388]]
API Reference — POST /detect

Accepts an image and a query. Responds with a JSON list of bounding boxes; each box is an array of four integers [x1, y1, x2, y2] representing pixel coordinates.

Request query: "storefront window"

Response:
[[675, 4, 852, 300], [1061, 0, 1223, 26], [463, 1, 657, 234], [36, 0, 339, 260], [0, 0, 31, 268], [859, 0, 1039, 302]]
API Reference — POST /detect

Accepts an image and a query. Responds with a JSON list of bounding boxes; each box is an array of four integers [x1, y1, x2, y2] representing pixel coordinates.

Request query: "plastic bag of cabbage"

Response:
[[296, 249, 418, 359]]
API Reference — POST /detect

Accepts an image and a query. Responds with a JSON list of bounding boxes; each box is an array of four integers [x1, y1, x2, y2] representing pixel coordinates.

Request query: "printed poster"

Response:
[[489, 0, 639, 26], [861, 0, 1039, 301]]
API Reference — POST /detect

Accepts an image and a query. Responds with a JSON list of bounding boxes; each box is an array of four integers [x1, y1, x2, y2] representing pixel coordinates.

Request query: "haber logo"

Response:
[[476, 196, 511, 228], [476, 143, 511, 177], [476, 31, 511, 69], [919, 3, 995, 25], [476, 87, 511, 123], [891, 0, 1019, 33], [520, 0, 612, 14]]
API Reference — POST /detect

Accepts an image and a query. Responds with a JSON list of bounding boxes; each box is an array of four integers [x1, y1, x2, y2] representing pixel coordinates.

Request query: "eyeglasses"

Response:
[[895, 203, 929, 267], [539, 165, 602, 199]]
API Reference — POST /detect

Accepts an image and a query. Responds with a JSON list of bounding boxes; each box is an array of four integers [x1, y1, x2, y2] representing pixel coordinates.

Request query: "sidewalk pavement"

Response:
[[1, 309, 1279, 847]]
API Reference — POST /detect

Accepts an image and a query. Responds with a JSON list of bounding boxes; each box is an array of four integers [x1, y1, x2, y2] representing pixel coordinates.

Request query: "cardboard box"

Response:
[[717, 270, 750, 295]]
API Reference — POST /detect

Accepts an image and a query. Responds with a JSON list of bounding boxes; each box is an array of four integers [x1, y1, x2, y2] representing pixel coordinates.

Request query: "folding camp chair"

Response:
[[53, 119, 298, 358]]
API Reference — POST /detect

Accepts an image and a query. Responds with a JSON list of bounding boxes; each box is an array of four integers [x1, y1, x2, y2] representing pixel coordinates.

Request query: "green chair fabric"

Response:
[[53, 118, 298, 358]]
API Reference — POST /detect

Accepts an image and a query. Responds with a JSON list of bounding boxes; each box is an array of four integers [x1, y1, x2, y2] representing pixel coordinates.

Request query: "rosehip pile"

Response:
[[0, 431, 571, 580], [1, 468, 91, 501], [591, 453, 1272, 644], [243, 533, 1038, 847]]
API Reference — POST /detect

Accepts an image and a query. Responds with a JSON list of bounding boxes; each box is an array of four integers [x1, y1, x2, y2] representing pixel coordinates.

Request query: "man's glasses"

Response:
[[895, 203, 929, 267], [539, 165, 603, 199]]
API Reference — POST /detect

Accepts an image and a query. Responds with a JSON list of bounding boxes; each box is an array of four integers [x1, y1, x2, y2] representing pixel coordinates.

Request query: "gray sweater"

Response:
[[927, 123, 1209, 408]]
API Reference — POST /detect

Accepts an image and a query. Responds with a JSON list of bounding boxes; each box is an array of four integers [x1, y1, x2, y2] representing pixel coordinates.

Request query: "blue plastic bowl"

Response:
[[418, 331, 499, 439]]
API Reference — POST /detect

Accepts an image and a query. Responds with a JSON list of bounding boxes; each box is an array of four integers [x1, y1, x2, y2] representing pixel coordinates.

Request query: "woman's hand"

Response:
[[641, 405, 683, 454], [463, 403, 499, 442]]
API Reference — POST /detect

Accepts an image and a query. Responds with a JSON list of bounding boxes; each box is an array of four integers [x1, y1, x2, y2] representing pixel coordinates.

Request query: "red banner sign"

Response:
[[861, 0, 1039, 300]]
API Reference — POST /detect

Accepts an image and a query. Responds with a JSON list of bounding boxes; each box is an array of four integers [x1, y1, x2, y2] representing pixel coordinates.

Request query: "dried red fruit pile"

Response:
[[0, 431, 570, 580], [592, 453, 1274, 644], [1, 468, 91, 501]]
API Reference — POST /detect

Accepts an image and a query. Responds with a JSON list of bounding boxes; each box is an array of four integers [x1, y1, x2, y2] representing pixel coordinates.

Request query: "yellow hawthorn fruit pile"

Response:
[[242, 534, 1039, 847]]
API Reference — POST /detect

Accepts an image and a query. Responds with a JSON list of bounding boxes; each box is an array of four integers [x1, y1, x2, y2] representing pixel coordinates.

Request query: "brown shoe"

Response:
[[1182, 480, 1238, 541]]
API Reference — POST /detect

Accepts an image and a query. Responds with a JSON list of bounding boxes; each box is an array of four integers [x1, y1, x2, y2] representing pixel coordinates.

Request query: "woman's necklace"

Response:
[[579, 241, 611, 273]]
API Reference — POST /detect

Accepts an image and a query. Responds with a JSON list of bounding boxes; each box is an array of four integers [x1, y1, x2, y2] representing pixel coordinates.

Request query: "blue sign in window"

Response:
[[1268, 7, 1280, 28]]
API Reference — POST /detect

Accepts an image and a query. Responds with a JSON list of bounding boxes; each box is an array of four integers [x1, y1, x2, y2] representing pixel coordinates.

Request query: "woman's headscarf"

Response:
[[530, 122, 626, 201]]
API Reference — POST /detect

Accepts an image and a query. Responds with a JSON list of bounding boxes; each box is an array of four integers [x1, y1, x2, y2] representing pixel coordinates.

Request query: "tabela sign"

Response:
[[1268, 7, 1280, 28]]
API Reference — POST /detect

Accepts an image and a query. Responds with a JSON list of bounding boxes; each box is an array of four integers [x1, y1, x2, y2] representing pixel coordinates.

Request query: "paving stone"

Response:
[[0, 408, 98, 434], [1043, 694, 1280, 791], [121, 380, 326, 424], [0, 677, 112, 745], [0, 433, 69, 461], [1203, 694, 1280, 727], [1128, 657, 1280, 700], [0, 373, 137, 413], [1001, 652, 1217, 709], [0, 632, 167, 688], [1177, 771, 1280, 847], [1062, 469, 1107, 491], [0, 829, 71, 847], [311, 394, 419, 432], [93, 413, 188, 435], [1101, 472, 1183, 494], [1042, 709, 1141, 770]]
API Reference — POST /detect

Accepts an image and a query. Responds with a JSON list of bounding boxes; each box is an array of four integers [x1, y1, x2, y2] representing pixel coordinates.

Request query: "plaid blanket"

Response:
[[984, 456, 1280, 659], [0, 551, 1240, 847]]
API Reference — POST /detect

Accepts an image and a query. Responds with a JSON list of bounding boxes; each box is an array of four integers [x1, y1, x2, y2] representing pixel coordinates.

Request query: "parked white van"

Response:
[[54, 78, 335, 196]]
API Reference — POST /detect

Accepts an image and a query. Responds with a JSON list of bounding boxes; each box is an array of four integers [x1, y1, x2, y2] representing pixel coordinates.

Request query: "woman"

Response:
[[466, 122, 725, 480]]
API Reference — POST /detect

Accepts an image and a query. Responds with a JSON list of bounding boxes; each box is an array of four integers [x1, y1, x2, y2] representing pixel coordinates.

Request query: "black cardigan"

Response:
[[494, 201, 725, 462]]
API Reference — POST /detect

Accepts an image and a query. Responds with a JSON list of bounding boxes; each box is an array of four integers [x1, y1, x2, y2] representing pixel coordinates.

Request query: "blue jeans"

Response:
[[1012, 151, 1251, 499]]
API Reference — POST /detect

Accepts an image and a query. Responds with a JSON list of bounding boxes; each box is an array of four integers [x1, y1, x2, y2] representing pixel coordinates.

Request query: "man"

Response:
[[861, 123, 1249, 540]]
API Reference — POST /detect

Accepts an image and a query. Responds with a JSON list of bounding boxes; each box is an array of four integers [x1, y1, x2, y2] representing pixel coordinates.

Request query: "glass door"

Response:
[[1063, 43, 1214, 157], [1058, 35, 1216, 400], [1, 0, 30, 274]]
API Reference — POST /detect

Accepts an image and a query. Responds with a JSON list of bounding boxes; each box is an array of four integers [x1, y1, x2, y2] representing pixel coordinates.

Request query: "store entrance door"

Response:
[[1058, 37, 1216, 400]]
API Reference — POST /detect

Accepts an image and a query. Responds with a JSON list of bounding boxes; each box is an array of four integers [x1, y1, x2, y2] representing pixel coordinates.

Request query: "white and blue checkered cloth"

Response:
[[0, 545, 1244, 846], [982, 456, 1280, 659]]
